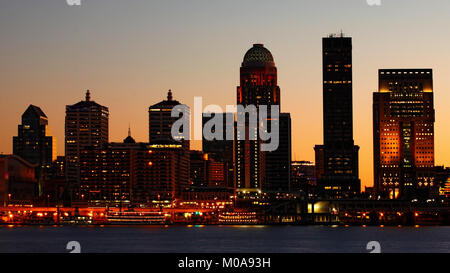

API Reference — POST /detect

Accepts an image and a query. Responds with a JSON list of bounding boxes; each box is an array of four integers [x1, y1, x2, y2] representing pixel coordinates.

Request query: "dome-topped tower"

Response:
[[242, 44, 275, 67]]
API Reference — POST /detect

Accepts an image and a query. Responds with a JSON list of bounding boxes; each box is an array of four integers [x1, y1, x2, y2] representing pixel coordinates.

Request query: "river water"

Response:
[[0, 225, 448, 253]]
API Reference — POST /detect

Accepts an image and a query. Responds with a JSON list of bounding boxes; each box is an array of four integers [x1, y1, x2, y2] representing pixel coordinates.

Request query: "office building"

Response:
[[373, 69, 436, 200], [314, 34, 360, 198], [65, 90, 109, 200]]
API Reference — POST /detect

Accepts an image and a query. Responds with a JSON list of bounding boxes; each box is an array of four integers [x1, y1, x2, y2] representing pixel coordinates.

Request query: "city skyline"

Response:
[[2, 1, 450, 190]]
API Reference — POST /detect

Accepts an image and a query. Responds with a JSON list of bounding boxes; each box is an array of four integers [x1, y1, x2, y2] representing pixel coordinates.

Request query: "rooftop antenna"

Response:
[[86, 89, 91, 101]]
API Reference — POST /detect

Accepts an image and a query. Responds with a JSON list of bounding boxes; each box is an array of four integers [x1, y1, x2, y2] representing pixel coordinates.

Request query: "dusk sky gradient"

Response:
[[1, 0, 450, 189]]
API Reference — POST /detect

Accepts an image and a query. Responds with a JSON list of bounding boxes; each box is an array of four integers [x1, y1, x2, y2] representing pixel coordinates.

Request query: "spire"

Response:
[[123, 124, 136, 144], [167, 89, 173, 101], [86, 90, 91, 102]]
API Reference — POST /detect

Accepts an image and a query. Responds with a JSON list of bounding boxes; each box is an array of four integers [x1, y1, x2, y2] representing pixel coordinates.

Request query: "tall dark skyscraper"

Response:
[[65, 90, 109, 200], [314, 34, 360, 199], [13, 105, 56, 168], [265, 113, 291, 192], [147, 91, 190, 199], [13, 105, 56, 195], [373, 69, 436, 200], [235, 44, 291, 193]]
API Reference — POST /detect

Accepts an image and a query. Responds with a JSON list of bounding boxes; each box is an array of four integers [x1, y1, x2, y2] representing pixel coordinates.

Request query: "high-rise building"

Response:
[[202, 112, 234, 188], [149, 90, 190, 149], [265, 113, 291, 192], [13, 105, 56, 179], [373, 69, 436, 200], [314, 34, 360, 199], [65, 90, 109, 201], [235, 43, 289, 193]]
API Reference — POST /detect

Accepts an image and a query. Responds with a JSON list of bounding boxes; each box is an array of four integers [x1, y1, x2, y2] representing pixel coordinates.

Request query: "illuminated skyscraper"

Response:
[[65, 90, 109, 201], [314, 34, 360, 198], [373, 69, 436, 200], [235, 44, 290, 193]]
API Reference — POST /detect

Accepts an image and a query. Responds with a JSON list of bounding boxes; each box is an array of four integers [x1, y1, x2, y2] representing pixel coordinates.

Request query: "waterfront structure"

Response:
[[202, 112, 234, 188], [314, 34, 360, 199], [65, 90, 109, 201], [235, 44, 291, 193], [13, 105, 56, 182], [0, 155, 37, 205], [373, 69, 436, 200]]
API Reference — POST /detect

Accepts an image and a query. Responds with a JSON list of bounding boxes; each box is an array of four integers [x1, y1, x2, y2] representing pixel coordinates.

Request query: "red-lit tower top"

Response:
[[237, 44, 280, 108]]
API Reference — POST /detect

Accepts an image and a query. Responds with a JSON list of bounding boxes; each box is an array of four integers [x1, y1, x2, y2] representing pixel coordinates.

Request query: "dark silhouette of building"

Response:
[[190, 150, 209, 187], [373, 69, 436, 200], [436, 166, 450, 202], [235, 44, 291, 193], [314, 34, 360, 199], [65, 90, 109, 201], [148, 90, 190, 149], [190, 150, 226, 188], [265, 113, 291, 192], [0, 155, 38, 206], [79, 128, 190, 205], [43, 155, 66, 206], [291, 161, 316, 197], [202, 112, 234, 188], [13, 105, 56, 194]]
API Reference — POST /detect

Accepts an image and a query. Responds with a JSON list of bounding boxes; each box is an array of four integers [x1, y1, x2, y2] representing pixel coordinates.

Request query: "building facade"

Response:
[[65, 90, 109, 201], [235, 44, 291, 193], [0, 155, 38, 206], [291, 161, 316, 197], [314, 35, 360, 199], [265, 113, 291, 192], [79, 139, 190, 205], [190, 150, 226, 188], [13, 105, 56, 182], [149, 90, 190, 149], [373, 69, 436, 200], [202, 112, 234, 188]]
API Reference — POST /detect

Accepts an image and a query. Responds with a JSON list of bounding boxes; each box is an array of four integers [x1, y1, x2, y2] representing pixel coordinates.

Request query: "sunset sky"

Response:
[[1, 0, 450, 189]]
